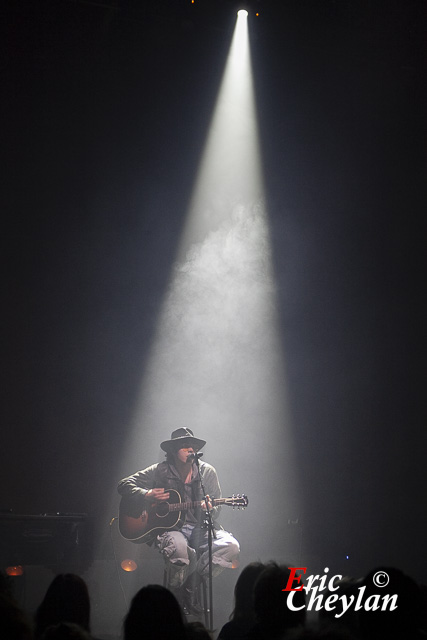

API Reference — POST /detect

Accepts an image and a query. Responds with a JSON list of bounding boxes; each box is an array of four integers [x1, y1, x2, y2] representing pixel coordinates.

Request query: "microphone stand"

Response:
[[193, 452, 215, 631]]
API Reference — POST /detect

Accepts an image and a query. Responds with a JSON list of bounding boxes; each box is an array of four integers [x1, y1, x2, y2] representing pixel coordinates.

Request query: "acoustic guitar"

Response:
[[119, 488, 248, 543]]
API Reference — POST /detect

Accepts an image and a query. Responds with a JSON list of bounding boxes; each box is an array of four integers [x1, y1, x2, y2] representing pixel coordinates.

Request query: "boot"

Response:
[[182, 573, 205, 616], [170, 584, 195, 617]]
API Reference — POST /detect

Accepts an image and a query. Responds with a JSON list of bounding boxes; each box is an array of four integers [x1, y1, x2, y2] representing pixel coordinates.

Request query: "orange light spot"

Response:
[[121, 559, 137, 572], [6, 566, 24, 576]]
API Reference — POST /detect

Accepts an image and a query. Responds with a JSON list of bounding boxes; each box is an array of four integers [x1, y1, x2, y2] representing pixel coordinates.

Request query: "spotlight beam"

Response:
[[178, 7, 262, 257], [113, 10, 301, 571]]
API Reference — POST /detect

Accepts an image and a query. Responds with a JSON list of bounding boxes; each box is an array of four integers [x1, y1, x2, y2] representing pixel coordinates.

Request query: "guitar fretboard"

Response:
[[168, 498, 226, 512]]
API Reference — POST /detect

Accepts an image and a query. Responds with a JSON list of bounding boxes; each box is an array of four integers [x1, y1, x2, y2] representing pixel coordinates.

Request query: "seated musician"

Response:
[[118, 427, 240, 614]]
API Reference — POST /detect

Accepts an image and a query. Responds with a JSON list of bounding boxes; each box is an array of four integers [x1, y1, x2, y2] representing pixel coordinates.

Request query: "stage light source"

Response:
[[6, 565, 24, 576], [120, 559, 137, 572], [238, 9, 248, 18]]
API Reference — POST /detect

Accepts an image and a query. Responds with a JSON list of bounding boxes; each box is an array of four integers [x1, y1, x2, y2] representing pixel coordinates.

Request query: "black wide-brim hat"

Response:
[[160, 427, 206, 453]]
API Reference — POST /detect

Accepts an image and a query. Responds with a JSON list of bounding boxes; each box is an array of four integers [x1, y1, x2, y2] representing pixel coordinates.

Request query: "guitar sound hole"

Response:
[[156, 503, 169, 518]]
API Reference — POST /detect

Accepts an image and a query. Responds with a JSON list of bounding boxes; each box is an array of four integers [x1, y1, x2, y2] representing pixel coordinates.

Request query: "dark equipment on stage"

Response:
[[0, 512, 94, 572]]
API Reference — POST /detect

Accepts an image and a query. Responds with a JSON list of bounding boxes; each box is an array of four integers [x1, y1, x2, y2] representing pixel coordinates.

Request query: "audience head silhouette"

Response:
[[218, 561, 266, 639], [123, 584, 186, 640], [34, 574, 91, 638], [41, 622, 92, 640], [359, 566, 424, 639], [0, 592, 33, 640], [252, 562, 306, 637], [232, 561, 266, 620]]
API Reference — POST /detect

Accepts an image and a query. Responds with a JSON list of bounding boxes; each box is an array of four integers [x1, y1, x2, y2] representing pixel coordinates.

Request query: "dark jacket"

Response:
[[118, 460, 222, 527]]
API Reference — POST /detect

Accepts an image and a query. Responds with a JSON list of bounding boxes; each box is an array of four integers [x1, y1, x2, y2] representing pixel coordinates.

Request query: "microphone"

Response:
[[187, 452, 203, 461]]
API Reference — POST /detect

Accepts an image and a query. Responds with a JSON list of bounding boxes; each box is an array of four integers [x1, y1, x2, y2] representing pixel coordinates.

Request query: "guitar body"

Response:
[[118, 491, 248, 544], [119, 488, 184, 543]]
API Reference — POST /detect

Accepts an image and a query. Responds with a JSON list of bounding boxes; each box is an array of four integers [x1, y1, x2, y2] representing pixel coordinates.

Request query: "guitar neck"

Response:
[[168, 498, 225, 512]]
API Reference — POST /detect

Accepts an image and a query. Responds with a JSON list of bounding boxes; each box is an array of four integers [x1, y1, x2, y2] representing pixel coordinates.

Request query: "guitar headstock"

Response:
[[224, 494, 248, 509]]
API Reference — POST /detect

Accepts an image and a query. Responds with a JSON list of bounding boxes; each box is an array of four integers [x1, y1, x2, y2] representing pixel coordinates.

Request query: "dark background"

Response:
[[2, 0, 427, 627]]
